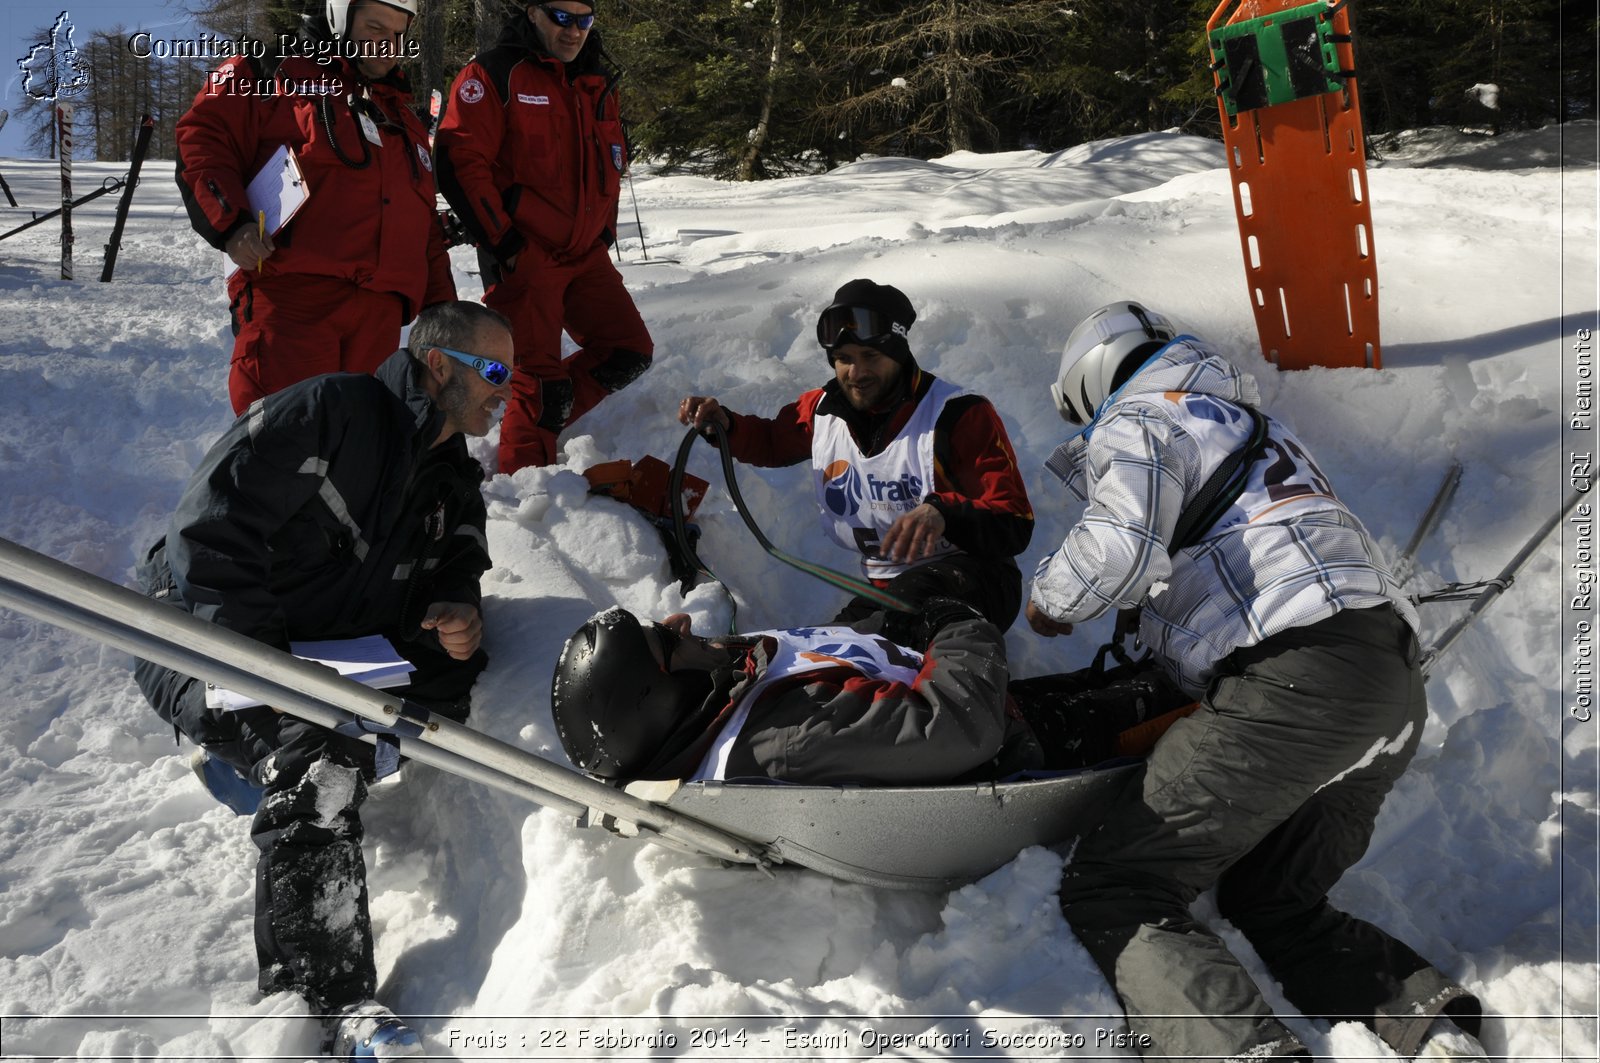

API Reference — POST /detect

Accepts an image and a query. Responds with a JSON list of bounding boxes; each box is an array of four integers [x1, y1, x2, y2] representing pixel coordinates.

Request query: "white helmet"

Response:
[[327, 0, 418, 39], [1050, 301, 1178, 425]]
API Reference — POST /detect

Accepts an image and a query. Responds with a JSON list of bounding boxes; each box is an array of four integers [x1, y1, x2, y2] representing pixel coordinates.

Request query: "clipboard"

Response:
[[223, 144, 309, 279]]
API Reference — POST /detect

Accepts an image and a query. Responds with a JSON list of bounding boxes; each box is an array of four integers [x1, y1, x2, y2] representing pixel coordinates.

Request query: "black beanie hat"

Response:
[[820, 279, 916, 366]]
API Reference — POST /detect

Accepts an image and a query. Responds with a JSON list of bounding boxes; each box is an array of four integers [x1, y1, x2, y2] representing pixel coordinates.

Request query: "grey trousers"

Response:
[[1059, 606, 1481, 1061]]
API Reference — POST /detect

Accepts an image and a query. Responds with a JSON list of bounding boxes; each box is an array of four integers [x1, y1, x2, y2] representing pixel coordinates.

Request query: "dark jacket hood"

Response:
[[494, 11, 613, 78]]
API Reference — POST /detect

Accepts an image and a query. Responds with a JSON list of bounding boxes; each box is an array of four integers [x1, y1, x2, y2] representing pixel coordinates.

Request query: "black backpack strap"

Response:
[[1168, 405, 1269, 555]]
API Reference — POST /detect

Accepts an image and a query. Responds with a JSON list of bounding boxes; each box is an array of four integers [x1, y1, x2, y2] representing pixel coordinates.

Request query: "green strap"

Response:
[[1209, 0, 1349, 115]]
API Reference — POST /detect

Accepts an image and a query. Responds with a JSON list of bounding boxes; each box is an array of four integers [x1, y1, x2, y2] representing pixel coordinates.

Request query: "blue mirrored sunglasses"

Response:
[[435, 346, 511, 386], [538, 5, 595, 30]]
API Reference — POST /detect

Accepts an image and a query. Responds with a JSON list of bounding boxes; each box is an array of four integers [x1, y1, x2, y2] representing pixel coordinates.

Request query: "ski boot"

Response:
[[323, 1000, 423, 1060], [189, 748, 264, 815]]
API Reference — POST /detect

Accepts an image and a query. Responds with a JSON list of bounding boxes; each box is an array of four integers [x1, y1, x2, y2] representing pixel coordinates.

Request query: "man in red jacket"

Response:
[[434, 0, 653, 473], [679, 279, 1034, 630], [175, 0, 457, 414]]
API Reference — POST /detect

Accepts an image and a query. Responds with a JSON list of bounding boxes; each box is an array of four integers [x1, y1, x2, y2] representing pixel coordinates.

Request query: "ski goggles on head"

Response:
[[434, 346, 512, 387], [537, 5, 595, 30], [815, 305, 906, 352]]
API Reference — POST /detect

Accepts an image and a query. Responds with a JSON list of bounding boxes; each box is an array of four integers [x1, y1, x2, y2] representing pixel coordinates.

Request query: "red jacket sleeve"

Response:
[[927, 396, 1035, 557], [434, 61, 526, 264], [174, 57, 263, 250], [722, 389, 823, 468]]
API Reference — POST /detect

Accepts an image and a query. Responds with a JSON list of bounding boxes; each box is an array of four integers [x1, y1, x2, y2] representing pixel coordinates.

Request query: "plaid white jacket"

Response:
[[1029, 337, 1416, 695]]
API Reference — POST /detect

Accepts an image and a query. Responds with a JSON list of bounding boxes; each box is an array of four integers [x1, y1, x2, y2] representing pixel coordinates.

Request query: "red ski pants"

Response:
[[227, 274, 406, 414], [484, 241, 652, 473]]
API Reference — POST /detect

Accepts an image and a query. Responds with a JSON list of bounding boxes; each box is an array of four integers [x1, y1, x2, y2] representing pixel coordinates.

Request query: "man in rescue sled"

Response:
[[678, 279, 1033, 630], [1027, 301, 1485, 1061], [550, 599, 1045, 785]]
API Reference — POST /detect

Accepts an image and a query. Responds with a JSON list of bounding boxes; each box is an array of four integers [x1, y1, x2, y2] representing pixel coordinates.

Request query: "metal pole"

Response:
[[1393, 460, 1463, 586], [1421, 489, 1587, 674], [0, 578, 591, 819], [0, 536, 774, 869], [0, 109, 17, 207], [0, 178, 121, 243]]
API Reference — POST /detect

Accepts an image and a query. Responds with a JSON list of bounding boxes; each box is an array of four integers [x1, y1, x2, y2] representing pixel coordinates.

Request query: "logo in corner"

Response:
[[457, 77, 485, 105], [821, 460, 863, 518], [18, 11, 91, 102]]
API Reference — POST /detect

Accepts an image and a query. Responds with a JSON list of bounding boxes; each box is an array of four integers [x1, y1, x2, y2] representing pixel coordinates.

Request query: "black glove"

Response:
[[536, 378, 576, 433], [874, 596, 986, 651]]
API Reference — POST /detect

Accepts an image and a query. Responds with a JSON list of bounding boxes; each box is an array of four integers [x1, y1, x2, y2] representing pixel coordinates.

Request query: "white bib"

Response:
[[691, 626, 924, 781], [811, 378, 963, 579]]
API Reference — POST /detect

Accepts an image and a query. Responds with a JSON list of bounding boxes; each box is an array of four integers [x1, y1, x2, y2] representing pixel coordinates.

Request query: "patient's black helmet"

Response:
[[550, 607, 711, 778]]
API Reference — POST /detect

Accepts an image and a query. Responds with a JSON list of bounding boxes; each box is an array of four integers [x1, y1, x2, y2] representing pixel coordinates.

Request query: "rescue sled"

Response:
[[0, 535, 1138, 893], [628, 768, 1137, 891]]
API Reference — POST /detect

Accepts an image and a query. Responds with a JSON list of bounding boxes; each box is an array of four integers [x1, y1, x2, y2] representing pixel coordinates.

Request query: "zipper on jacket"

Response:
[[207, 179, 232, 216]]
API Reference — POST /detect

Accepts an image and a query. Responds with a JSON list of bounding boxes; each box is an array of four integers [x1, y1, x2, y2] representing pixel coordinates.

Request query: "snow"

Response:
[[0, 121, 1595, 1060]]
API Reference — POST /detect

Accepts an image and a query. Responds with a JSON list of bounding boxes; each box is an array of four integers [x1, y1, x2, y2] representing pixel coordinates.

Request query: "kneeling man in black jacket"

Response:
[[133, 300, 512, 1049]]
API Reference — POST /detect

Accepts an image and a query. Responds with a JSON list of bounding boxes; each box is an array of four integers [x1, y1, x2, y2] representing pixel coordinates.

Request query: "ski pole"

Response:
[[1420, 488, 1587, 675], [0, 175, 122, 242], [100, 114, 154, 282], [626, 167, 649, 261], [0, 109, 15, 207], [0, 535, 777, 870], [1392, 460, 1463, 586]]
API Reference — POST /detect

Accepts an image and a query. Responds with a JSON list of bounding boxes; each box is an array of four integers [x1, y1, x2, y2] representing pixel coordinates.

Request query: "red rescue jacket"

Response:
[[433, 19, 627, 266], [175, 52, 454, 317]]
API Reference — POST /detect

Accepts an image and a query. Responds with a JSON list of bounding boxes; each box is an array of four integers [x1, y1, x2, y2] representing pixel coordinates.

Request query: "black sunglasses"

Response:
[[434, 346, 511, 387], [815, 305, 905, 352], [538, 5, 595, 30]]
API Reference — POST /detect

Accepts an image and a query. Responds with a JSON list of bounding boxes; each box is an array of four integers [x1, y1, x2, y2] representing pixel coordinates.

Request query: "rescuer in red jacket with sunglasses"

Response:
[[435, 0, 653, 473]]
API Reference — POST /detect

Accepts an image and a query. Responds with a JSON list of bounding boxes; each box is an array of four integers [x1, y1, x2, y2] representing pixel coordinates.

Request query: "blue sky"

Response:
[[3, 0, 196, 157]]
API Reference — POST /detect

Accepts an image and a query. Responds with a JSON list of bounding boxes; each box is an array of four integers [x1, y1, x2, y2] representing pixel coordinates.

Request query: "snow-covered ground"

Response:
[[0, 121, 1595, 1061]]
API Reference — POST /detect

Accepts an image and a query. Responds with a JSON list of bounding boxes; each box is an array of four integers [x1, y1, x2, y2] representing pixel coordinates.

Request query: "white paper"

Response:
[[205, 634, 414, 711]]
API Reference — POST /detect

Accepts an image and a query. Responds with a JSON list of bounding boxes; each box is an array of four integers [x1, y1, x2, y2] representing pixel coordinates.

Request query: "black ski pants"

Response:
[[1058, 606, 1481, 1061], [132, 555, 486, 1009]]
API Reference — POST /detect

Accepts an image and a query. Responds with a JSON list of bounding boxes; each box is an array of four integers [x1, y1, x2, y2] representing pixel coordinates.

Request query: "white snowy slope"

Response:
[[0, 123, 1595, 1062]]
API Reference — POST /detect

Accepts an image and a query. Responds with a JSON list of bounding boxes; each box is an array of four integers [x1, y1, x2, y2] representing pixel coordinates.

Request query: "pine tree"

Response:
[[818, 0, 1071, 157]]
